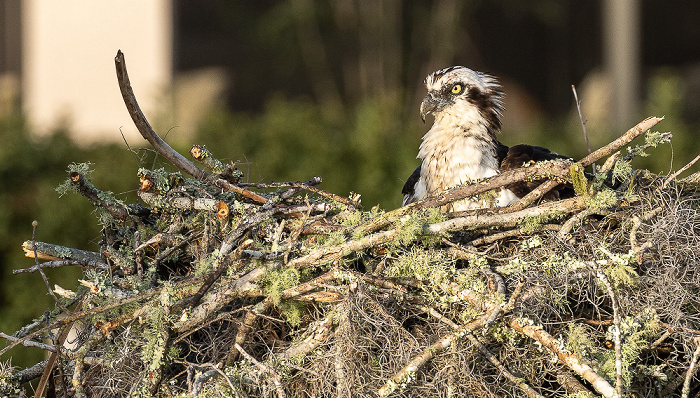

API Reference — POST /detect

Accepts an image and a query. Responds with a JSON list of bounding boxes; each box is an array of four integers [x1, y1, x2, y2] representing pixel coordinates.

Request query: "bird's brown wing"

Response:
[[498, 143, 574, 199]]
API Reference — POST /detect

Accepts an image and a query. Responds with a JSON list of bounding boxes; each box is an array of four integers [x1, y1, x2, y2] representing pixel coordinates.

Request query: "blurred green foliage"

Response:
[[195, 95, 422, 209]]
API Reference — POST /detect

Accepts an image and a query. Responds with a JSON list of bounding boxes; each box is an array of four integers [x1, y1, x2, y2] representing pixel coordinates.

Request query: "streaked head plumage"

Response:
[[420, 66, 504, 134], [424, 66, 500, 94]]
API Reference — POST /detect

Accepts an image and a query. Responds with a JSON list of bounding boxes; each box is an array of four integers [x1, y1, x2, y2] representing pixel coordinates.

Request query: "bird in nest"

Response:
[[402, 66, 571, 211]]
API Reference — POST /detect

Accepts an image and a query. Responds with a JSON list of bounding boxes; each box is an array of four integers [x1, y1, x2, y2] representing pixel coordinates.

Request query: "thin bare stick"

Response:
[[30, 221, 70, 314], [663, 153, 700, 189], [0, 332, 56, 352], [234, 343, 287, 398], [572, 85, 595, 174], [589, 258, 623, 396]]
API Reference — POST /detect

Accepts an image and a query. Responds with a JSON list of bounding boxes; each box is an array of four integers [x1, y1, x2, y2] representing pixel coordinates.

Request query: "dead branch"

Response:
[[508, 317, 619, 398], [288, 228, 401, 268], [70, 172, 131, 220], [0, 332, 56, 352], [278, 316, 334, 361], [173, 268, 265, 334], [355, 159, 575, 236], [378, 313, 491, 396], [13, 258, 110, 274], [115, 50, 268, 204], [682, 337, 700, 398], [505, 179, 561, 212], [425, 197, 585, 234], [190, 145, 243, 183], [138, 190, 225, 213], [22, 240, 102, 263], [578, 116, 663, 166]]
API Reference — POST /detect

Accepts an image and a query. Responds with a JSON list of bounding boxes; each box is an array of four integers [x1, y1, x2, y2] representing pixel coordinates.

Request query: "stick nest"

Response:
[[2, 52, 700, 398]]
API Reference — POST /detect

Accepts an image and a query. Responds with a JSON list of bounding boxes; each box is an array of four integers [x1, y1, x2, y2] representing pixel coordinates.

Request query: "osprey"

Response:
[[402, 66, 569, 210]]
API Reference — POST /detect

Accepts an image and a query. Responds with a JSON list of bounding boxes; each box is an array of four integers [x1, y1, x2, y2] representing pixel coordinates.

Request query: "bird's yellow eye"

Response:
[[451, 84, 462, 94]]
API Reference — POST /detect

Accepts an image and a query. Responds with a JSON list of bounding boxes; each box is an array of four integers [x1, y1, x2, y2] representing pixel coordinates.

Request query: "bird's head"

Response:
[[420, 66, 504, 133]]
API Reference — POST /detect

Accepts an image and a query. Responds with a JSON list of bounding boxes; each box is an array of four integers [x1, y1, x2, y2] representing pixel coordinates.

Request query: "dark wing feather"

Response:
[[402, 165, 422, 205], [498, 143, 574, 199]]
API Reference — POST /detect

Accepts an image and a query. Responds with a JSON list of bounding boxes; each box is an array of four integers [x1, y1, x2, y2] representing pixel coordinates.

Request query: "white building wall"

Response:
[[22, 0, 172, 144]]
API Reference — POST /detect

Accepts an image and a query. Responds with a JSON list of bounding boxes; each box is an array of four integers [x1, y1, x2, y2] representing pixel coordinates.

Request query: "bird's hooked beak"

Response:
[[420, 92, 450, 123]]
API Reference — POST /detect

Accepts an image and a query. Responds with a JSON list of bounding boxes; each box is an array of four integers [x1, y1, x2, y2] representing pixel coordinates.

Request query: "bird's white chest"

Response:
[[418, 124, 499, 193], [415, 121, 517, 210]]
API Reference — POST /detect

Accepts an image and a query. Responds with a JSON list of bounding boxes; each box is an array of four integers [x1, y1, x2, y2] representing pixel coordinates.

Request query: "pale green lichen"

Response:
[[280, 300, 306, 327], [498, 257, 532, 275], [56, 162, 95, 196], [597, 308, 662, 388], [570, 163, 589, 197], [518, 211, 563, 234], [612, 159, 634, 183], [521, 236, 542, 250], [194, 249, 224, 277], [467, 253, 489, 268], [565, 323, 596, 361], [625, 130, 672, 160], [586, 188, 618, 212], [259, 266, 301, 305], [598, 248, 639, 289]]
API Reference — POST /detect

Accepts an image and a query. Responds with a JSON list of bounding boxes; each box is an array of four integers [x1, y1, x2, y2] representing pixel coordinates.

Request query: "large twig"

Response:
[[0, 332, 56, 352], [578, 116, 663, 166], [114, 50, 268, 204], [173, 268, 266, 334], [378, 313, 492, 396], [508, 317, 619, 398], [22, 241, 103, 263], [425, 197, 585, 234], [287, 228, 401, 268], [13, 258, 109, 274], [682, 337, 700, 398], [355, 160, 574, 236], [505, 179, 561, 212], [70, 172, 131, 220]]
